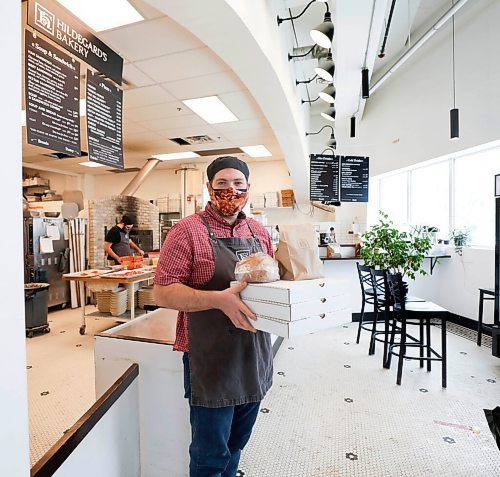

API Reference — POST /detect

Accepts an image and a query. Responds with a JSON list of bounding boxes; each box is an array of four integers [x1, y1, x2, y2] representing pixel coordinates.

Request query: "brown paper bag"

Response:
[[275, 224, 324, 280]]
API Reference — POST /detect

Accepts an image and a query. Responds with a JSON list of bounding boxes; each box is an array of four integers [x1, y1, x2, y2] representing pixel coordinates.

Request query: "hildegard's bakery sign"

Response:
[[27, 0, 123, 84]]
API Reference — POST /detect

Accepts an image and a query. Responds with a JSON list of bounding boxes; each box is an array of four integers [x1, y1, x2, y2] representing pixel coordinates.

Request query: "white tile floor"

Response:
[[27, 309, 500, 475]]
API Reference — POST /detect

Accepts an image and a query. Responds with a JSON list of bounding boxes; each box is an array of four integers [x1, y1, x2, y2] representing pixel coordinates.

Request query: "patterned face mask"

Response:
[[209, 187, 248, 216]]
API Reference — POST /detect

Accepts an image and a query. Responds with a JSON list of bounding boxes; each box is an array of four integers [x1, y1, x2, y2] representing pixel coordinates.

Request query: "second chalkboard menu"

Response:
[[310, 154, 369, 203], [86, 72, 124, 169]]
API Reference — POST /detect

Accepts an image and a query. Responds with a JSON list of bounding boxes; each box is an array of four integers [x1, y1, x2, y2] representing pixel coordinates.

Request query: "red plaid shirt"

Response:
[[154, 202, 273, 352]]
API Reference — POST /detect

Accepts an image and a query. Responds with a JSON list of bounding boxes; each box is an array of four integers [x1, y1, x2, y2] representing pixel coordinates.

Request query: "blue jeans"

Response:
[[183, 353, 261, 477]]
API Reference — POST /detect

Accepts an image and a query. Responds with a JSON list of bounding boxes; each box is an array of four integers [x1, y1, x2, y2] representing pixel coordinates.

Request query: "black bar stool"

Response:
[[355, 263, 379, 347], [477, 287, 495, 346], [386, 273, 448, 388]]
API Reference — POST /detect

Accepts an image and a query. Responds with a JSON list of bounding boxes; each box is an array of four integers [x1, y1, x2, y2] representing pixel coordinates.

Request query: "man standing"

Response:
[[103, 214, 144, 264], [154, 156, 274, 477]]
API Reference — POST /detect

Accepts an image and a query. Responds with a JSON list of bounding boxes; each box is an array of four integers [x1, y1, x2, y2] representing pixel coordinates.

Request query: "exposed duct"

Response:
[[370, 0, 470, 95], [121, 158, 161, 196]]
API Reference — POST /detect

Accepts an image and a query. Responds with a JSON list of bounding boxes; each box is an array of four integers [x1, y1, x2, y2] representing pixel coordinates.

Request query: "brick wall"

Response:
[[88, 196, 160, 268]]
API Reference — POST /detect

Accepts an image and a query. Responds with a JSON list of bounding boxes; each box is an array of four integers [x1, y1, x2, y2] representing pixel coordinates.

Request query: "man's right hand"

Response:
[[215, 282, 257, 333]]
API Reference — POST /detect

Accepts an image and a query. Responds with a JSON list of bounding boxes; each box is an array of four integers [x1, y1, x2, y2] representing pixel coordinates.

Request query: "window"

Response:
[[454, 148, 500, 246], [379, 172, 408, 226], [371, 144, 500, 247], [410, 161, 450, 237]]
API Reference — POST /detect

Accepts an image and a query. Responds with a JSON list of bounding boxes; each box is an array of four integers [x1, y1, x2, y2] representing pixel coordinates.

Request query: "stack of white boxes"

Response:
[[251, 193, 266, 209], [233, 278, 351, 338], [264, 191, 279, 208]]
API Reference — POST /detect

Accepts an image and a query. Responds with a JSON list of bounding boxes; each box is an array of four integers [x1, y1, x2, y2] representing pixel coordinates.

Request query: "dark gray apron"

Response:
[[111, 227, 131, 258], [186, 214, 273, 408]]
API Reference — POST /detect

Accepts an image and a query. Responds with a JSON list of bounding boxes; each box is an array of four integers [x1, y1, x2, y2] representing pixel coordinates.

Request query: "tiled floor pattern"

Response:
[[240, 323, 500, 477], [26, 306, 115, 466], [27, 310, 500, 475]]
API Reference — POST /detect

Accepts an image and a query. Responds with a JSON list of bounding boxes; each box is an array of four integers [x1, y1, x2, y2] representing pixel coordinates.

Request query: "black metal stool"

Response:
[[355, 263, 379, 347], [386, 273, 448, 388], [477, 287, 495, 346]]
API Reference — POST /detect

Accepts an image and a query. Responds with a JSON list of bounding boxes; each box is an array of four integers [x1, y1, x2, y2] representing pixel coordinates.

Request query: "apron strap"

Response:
[[197, 213, 218, 258], [245, 220, 264, 252]]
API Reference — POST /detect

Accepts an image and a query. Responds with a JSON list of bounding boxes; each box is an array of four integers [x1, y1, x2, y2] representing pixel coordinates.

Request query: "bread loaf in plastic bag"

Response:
[[234, 252, 280, 283]]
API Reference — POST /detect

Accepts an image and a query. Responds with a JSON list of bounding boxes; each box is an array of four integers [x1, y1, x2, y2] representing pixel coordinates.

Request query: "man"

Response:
[[154, 156, 274, 477], [103, 214, 144, 264]]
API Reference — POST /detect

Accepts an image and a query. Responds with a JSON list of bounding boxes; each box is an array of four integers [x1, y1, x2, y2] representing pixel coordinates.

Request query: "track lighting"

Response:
[[315, 52, 335, 81], [310, 11, 334, 48], [318, 83, 336, 103], [321, 104, 336, 122]]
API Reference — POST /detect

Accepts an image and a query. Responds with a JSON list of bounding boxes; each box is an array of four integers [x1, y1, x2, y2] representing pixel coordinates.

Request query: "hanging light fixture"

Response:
[[350, 117, 356, 138], [277, 0, 330, 26], [306, 124, 335, 148], [318, 83, 336, 103], [310, 11, 334, 48], [361, 68, 370, 99], [321, 104, 336, 122], [315, 52, 335, 81], [450, 7, 459, 139]]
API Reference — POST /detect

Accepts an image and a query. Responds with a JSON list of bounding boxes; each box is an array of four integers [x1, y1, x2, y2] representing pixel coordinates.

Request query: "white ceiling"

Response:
[[22, 0, 463, 176]]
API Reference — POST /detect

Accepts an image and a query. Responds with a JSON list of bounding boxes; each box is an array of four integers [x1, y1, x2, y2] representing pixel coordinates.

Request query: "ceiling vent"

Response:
[[43, 151, 88, 160], [108, 167, 141, 174], [169, 135, 216, 146]]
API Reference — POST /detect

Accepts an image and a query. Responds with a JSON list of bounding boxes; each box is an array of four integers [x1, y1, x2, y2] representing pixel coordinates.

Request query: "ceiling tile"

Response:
[[162, 72, 245, 100], [124, 85, 176, 109], [135, 47, 229, 83], [125, 101, 192, 122], [123, 63, 156, 88], [138, 114, 206, 132], [218, 91, 264, 121], [99, 16, 203, 62], [212, 119, 267, 134]]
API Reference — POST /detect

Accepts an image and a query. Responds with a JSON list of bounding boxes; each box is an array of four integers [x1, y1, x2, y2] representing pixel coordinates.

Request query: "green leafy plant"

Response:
[[450, 228, 470, 256], [360, 211, 432, 280]]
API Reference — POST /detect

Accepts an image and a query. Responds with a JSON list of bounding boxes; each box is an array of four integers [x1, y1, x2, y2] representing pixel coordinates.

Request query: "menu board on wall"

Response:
[[24, 30, 81, 156], [310, 154, 340, 202], [27, 0, 123, 85], [86, 72, 124, 169], [340, 156, 369, 202]]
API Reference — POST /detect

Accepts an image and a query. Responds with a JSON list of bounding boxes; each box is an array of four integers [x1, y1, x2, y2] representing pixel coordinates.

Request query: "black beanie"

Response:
[[207, 156, 249, 182], [121, 215, 134, 226]]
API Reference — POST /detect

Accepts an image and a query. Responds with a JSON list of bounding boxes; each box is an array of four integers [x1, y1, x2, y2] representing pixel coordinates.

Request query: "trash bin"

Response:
[[24, 283, 50, 338]]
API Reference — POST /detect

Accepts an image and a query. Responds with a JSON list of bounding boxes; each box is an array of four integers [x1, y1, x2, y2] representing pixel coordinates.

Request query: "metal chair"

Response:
[[386, 273, 448, 387], [355, 263, 376, 345]]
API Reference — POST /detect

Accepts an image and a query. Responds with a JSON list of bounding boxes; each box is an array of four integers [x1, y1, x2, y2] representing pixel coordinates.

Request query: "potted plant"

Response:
[[450, 228, 470, 256], [360, 212, 432, 294]]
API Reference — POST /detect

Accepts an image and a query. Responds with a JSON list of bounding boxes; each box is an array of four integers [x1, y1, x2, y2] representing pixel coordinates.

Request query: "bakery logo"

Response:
[[236, 250, 251, 261], [34, 2, 55, 36]]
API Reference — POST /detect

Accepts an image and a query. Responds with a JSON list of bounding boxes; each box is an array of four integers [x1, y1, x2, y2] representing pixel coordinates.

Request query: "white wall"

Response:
[[53, 379, 140, 477], [343, 0, 500, 176], [0, 0, 30, 475], [23, 167, 81, 195]]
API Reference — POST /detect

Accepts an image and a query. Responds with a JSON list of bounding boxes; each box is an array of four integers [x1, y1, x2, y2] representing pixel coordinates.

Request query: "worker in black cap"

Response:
[[103, 214, 144, 264], [154, 156, 274, 477]]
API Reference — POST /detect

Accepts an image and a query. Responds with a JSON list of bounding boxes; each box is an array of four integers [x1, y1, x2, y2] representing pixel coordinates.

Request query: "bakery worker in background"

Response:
[[154, 156, 274, 477], [103, 214, 144, 264]]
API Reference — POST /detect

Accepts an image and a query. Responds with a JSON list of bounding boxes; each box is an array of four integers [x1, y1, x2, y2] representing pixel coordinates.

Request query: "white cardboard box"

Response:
[[253, 308, 351, 338], [232, 278, 346, 304], [244, 293, 349, 321]]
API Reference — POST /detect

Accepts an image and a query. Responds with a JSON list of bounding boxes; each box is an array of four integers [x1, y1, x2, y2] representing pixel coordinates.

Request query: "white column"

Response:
[[0, 1, 30, 475]]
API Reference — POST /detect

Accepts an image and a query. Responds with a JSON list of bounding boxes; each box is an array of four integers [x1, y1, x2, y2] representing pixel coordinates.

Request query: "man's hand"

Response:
[[214, 282, 257, 333], [138, 249, 145, 256]]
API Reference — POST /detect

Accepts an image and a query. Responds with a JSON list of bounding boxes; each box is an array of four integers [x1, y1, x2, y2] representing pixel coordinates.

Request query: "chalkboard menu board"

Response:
[[86, 72, 124, 169], [340, 156, 369, 202], [310, 154, 340, 202], [25, 30, 81, 156]]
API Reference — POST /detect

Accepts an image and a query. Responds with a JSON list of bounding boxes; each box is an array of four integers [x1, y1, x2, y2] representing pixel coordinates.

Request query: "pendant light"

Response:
[[361, 68, 370, 99], [315, 52, 335, 82], [310, 11, 334, 48], [318, 83, 336, 103], [450, 6, 459, 139], [321, 104, 336, 122], [350, 116, 356, 138]]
